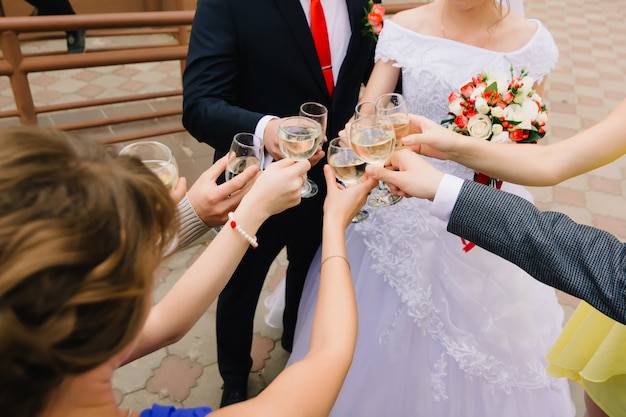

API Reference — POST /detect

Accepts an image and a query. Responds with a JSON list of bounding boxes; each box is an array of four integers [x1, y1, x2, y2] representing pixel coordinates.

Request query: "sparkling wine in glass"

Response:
[[278, 116, 321, 197], [350, 115, 402, 207], [226, 132, 264, 181], [349, 101, 378, 222], [375, 93, 409, 148], [119, 141, 179, 190], [327, 137, 367, 186]]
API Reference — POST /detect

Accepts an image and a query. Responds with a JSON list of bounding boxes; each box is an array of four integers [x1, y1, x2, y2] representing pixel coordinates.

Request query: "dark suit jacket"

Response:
[[447, 180, 626, 325], [182, 0, 376, 164]]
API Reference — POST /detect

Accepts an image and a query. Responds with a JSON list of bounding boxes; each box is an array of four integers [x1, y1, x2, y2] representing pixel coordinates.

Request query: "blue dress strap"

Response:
[[140, 404, 212, 417]]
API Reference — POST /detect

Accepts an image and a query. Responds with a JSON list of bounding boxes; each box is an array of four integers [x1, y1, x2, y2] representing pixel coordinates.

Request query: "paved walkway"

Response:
[[3, 0, 625, 415]]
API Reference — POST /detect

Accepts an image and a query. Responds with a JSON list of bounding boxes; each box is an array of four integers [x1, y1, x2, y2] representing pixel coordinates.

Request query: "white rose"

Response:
[[448, 97, 464, 116], [467, 114, 492, 140], [474, 97, 490, 114], [521, 97, 540, 121], [491, 131, 514, 144], [502, 103, 521, 120], [491, 123, 503, 135], [491, 106, 505, 118]]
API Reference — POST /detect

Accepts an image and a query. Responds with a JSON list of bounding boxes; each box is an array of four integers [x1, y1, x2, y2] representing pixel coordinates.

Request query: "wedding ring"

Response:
[[299, 174, 306, 186]]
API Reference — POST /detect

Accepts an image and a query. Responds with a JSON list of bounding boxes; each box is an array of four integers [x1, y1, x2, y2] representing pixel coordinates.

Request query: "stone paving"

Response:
[[2, 0, 626, 415]]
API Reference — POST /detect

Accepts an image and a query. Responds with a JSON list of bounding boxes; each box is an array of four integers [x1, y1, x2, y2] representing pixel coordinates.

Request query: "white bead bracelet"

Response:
[[227, 212, 258, 248]]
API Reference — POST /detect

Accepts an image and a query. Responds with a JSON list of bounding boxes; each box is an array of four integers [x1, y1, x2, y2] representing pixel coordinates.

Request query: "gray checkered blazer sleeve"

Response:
[[447, 180, 626, 325]]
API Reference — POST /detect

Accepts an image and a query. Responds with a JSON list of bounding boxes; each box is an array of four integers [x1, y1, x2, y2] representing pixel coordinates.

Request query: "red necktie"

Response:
[[310, 0, 334, 97]]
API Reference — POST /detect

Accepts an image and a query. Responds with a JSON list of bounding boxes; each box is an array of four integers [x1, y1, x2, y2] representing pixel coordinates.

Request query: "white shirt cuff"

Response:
[[430, 174, 464, 222], [256, 115, 278, 169]]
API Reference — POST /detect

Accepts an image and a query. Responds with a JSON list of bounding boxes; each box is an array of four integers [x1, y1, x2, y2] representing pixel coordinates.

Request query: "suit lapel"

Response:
[[274, 0, 329, 98]]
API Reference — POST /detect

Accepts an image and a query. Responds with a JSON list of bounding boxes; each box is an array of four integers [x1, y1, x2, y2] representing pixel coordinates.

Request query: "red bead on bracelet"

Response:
[[227, 212, 258, 248]]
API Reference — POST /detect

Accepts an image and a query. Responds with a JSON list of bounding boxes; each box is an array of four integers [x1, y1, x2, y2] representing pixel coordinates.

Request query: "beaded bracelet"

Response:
[[320, 254, 350, 271], [227, 212, 258, 248]]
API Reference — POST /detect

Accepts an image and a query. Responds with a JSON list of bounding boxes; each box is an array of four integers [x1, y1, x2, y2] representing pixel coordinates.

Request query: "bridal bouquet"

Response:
[[441, 67, 548, 187]]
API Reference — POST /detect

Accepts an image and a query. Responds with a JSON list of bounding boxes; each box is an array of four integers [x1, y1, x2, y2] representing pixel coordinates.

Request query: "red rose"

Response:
[[460, 83, 475, 98], [509, 129, 525, 142], [372, 4, 385, 16], [448, 91, 461, 102], [454, 114, 468, 129]]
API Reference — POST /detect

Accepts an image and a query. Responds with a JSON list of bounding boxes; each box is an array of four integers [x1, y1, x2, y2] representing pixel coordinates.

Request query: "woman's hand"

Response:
[[323, 165, 377, 229], [365, 149, 444, 201], [240, 158, 311, 219], [401, 114, 461, 160]]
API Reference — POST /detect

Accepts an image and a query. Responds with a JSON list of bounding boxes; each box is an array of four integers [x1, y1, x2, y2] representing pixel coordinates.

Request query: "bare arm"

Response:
[[213, 166, 378, 417], [404, 99, 626, 186], [122, 159, 310, 364]]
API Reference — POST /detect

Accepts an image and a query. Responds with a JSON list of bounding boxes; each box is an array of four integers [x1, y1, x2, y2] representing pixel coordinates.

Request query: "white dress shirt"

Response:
[[255, 0, 351, 166]]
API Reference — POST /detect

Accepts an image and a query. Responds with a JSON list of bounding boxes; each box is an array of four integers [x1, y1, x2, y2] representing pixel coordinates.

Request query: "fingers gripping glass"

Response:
[[226, 132, 264, 181]]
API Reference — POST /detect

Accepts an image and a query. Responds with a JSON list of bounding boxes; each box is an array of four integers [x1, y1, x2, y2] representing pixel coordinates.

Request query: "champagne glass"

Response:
[[350, 115, 402, 207], [375, 93, 409, 148], [354, 101, 377, 119], [327, 137, 367, 186], [278, 116, 321, 197], [298, 102, 328, 198], [349, 101, 377, 222], [119, 140, 179, 190], [225, 132, 264, 181]]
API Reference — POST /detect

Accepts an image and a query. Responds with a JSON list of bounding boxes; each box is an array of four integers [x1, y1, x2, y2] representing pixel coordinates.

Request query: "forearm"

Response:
[[358, 60, 401, 105], [448, 180, 626, 324], [448, 99, 626, 186], [125, 197, 269, 363], [307, 216, 357, 360]]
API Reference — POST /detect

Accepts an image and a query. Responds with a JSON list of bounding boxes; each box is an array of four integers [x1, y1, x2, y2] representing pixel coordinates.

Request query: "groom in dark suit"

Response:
[[182, 0, 377, 407]]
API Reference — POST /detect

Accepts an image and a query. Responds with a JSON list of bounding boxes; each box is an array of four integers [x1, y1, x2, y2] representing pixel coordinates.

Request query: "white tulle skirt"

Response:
[[286, 173, 575, 417]]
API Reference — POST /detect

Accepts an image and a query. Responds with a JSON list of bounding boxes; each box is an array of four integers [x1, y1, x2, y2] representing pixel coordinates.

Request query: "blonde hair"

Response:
[[0, 127, 177, 417]]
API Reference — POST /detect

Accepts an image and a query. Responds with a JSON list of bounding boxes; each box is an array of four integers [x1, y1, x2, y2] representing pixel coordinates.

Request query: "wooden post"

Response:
[[0, 30, 37, 125]]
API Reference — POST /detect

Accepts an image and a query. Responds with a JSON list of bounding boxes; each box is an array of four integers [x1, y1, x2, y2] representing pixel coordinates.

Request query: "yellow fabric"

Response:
[[546, 301, 626, 417]]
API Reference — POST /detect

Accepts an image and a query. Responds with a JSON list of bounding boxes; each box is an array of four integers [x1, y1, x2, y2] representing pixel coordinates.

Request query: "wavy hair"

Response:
[[0, 127, 177, 417]]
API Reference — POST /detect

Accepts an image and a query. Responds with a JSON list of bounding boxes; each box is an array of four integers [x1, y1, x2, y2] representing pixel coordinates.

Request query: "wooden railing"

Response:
[[0, 11, 193, 143]]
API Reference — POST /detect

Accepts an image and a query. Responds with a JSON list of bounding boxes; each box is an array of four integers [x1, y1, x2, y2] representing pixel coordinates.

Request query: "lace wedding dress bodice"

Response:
[[287, 18, 574, 417]]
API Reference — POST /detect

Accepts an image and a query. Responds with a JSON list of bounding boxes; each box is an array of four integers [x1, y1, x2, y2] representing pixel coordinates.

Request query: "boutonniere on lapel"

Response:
[[362, 0, 385, 40]]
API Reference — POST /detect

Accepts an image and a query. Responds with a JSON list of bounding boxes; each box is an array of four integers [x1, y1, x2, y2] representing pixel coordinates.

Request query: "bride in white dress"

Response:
[[285, 1, 576, 416]]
